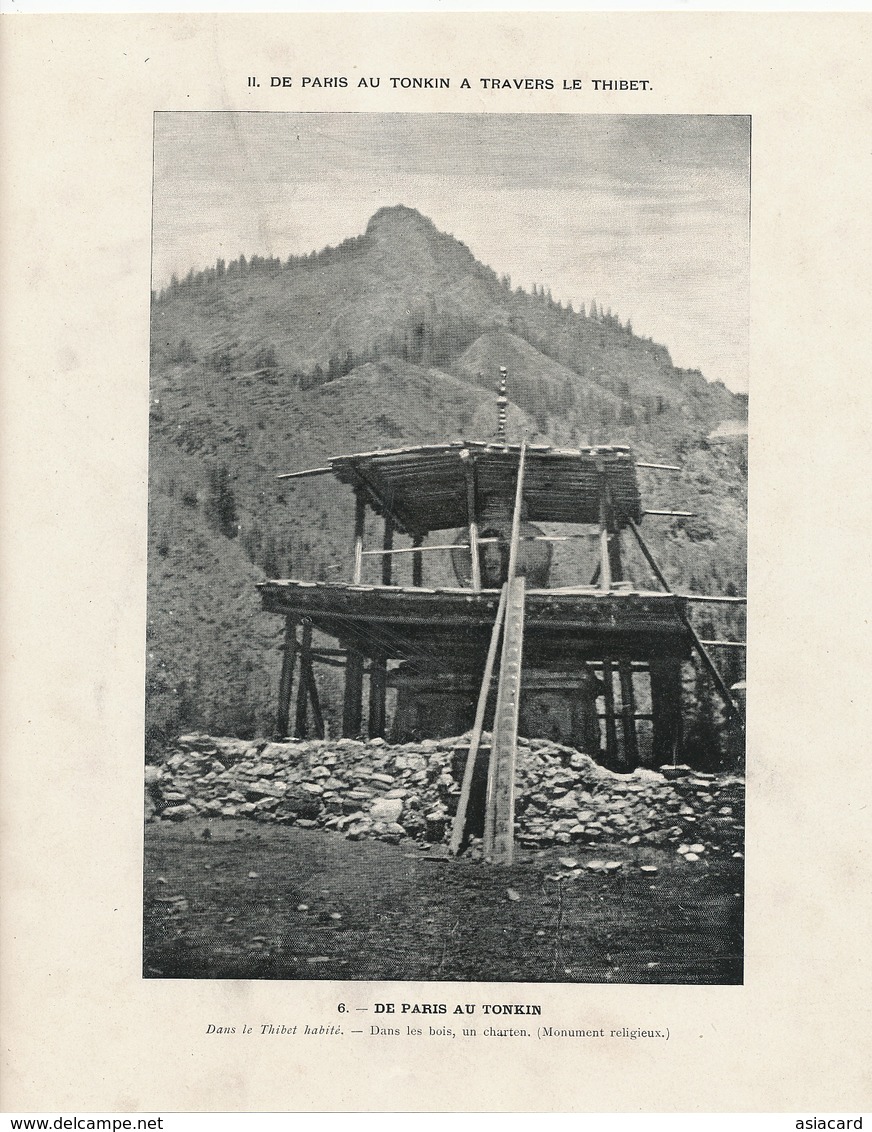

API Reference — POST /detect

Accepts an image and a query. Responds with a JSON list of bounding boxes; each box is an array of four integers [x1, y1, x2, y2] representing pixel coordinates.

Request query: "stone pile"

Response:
[[148, 732, 744, 857]]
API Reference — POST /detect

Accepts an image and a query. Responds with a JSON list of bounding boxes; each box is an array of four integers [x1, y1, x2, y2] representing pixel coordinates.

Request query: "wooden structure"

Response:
[[258, 372, 746, 857]]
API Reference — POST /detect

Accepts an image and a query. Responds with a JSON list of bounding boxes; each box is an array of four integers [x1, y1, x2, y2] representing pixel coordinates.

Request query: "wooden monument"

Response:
[[257, 368, 745, 861]]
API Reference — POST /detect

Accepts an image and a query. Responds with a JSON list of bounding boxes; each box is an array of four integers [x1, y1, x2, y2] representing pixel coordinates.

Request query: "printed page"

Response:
[[1, 12, 870, 1114]]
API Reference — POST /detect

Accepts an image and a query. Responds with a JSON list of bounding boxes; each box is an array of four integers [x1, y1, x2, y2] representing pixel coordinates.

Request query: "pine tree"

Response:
[[204, 463, 238, 539]]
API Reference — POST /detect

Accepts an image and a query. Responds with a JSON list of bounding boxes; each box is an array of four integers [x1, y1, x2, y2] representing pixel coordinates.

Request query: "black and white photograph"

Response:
[[143, 111, 749, 984]]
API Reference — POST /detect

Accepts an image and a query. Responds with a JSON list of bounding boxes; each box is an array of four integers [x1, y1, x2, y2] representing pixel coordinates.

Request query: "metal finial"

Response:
[[496, 366, 508, 444]]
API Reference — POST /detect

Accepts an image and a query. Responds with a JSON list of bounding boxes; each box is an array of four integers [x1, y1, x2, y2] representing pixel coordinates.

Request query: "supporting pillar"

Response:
[[650, 657, 684, 767], [462, 453, 482, 591], [368, 657, 387, 739], [608, 511, 623, 584], [598, 468, 612, 593], [412, 534, 423, 587], [618, 660, 639, 769], [308, 670, 325, 739], [381, 517, 394, 586], [352, 489, 365, 584], [294, 620, 313, 738], [275, 617, 298, 738], [601, 657, 619, 764], [343, 648, 365, 738]]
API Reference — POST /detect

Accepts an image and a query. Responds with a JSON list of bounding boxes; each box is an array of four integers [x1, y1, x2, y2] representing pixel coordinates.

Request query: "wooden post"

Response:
[[650, 657, 684, 766], [597, 467, 612, 593], [368, 657, 387, 739], [308, 669, 325, 739], [412, 534, 423, 587], [484, 440, 528, 865], [450, 584, 508, 855], [352, 489, 365, 584], [618, 660, 638, 769], [294, 621, 313, 738], [275, 617, 298, 738], [381, 517, 394, 586], [343, 648, 364, 738], [607, 489, 623, 583], [462, 453, 482, 591], [601, 657, 618, 764]]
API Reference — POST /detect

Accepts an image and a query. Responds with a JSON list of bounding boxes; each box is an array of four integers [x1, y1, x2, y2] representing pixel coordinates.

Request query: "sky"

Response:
[[153, 113, 750, 392]]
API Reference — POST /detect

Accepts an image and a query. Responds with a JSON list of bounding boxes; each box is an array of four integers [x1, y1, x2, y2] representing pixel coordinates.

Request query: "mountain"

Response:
[[147, 205, 747, 755]]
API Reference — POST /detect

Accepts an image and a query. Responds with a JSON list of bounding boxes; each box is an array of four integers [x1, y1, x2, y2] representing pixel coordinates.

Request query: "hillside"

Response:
[[147, 205, 747, 754]]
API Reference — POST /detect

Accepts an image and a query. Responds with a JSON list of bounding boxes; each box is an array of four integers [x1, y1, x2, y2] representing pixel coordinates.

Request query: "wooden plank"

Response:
[[352, 490, 365, 584], [275, 617, 298, 738], [484, 575, 526, 864], [598, 469, 612, 593], [381, 518, 394, 587], [484, 440, 528, 865], [450, 585, 508, 856]]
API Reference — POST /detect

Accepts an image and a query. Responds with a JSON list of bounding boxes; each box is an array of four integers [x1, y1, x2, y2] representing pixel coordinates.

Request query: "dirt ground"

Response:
[[143, 819, 743, 983]]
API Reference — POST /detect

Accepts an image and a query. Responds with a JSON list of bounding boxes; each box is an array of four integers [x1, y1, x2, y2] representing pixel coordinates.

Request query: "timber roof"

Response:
[[300, 440, 642, 535]]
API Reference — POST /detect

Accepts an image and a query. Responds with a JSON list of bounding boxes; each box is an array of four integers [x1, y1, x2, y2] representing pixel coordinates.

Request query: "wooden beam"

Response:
[[352, 490, 365, 584], [275, 617, 298, 738], [601, 657, 619, 764], [636, 462, 681, 471], [462, 452, 482, 591], [412, 534, 423, 587], [361, 539, 497, 557], [598, 467, 612, 593], [276, 466, 332, 480], [450, 584, 508, 856], [505, 438, 528, 583], [484, 440, 528, 865], [381, 518, 394, 587]]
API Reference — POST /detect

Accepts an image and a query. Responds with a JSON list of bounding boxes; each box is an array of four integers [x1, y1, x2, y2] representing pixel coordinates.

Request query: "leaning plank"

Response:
[[449, 584, 509, 856]]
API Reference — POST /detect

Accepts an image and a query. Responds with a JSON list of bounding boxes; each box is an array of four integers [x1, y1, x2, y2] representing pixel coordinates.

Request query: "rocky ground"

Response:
[[146, 733, 744, 865]]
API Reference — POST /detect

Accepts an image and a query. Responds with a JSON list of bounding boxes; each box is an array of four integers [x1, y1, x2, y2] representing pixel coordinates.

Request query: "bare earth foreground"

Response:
[[143, 820, 743, 983]]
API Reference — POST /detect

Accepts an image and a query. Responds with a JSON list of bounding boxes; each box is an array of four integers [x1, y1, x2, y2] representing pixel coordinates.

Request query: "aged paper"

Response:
[[2, 12, 871, 1113]]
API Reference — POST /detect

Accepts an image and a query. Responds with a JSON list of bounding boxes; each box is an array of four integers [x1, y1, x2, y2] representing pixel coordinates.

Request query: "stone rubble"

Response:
[[146, 733, 744, 857]]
